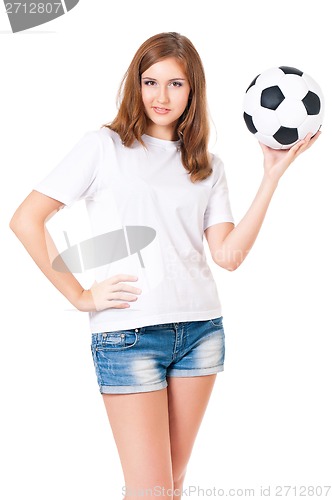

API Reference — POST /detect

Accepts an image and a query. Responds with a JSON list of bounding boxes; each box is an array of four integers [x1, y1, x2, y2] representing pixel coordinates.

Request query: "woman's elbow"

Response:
[[9, 191, 63, 234], [218, 261, 240, 272], [9, 208, 38, 236], [9, 210, 22, 233], [212, 248, 243, 271]]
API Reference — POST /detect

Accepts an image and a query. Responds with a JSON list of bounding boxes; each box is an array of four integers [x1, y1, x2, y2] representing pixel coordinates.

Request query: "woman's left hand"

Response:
[[260, 130, 321, 184]]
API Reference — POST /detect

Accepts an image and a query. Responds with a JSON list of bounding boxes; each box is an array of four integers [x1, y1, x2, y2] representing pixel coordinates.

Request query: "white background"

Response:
[[1, 0, 331, 498]]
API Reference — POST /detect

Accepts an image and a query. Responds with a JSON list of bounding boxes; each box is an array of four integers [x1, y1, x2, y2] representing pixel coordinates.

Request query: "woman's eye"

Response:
[[170, 81, 183, 87], [144, 80, 156, 86]]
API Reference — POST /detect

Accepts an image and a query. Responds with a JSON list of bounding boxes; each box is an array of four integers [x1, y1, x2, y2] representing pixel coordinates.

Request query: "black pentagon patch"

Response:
[[273, 126, 299, 145], [261, 86, 285, 110], [246, 74, 260, 92], [302, 91, 321, 115], [279, 66, 303, 76], [243, 112, 257, 134]]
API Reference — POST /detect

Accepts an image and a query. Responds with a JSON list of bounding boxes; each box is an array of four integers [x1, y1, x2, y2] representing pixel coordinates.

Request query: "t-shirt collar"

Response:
[[142, 134, 181, 150]]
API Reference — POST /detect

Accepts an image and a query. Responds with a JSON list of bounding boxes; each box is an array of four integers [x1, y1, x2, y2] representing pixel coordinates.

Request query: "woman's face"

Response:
[[141, 57, 191, 141]]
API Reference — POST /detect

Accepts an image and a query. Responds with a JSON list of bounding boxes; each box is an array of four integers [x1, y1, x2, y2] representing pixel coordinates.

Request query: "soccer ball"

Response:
[[243, 66, 324, 149]]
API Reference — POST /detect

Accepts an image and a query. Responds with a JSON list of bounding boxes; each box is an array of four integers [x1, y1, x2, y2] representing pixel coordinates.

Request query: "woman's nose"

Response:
[[157, 86, 169, 103]]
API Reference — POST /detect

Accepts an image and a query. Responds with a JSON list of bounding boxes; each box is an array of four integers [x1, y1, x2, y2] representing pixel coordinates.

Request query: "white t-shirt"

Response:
[[34, 128, 235, 333]]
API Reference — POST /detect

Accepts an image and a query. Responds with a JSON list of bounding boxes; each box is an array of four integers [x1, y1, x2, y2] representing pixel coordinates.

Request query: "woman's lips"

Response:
[[153, 107, 171, 114]]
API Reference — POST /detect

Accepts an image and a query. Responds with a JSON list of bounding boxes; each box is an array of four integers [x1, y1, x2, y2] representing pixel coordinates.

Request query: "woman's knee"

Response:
[[173, 467, 187, 498], [123, 478, 174, 499]]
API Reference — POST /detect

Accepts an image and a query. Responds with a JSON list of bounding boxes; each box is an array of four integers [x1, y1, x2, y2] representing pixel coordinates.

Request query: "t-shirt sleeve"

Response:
[[33, 130, 102, 208], [203, 156, 235, 231]]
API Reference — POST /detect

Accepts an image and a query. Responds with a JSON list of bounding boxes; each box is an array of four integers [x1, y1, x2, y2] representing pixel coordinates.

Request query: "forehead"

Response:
[[141, 57, 187, 78]]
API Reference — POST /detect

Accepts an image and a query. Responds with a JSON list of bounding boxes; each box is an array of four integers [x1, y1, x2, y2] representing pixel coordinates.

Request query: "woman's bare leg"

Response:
[[167, 374, 217, 498], [102, 388, 173, 500], [101, 374, 217, 500]]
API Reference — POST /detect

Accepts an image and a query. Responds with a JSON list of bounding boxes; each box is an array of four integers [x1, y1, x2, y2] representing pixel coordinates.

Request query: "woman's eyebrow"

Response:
[[141, 77, 186, 81]]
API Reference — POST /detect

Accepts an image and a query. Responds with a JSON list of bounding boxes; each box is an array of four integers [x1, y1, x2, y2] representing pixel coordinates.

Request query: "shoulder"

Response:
[[79, 127, 121, 146], [97, 126, 121, 142], [71, 128, 123, 163], [84, 127, 121, 148], [96, 127, 123, 148], [209, 151, 224, 169], [92, 127, 134, 155], [208, 152, 226, 182]]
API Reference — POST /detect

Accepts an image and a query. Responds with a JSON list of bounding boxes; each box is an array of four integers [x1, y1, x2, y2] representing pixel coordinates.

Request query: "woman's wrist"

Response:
[[73, 288, 95, 312], [261, 172, 280, 192]]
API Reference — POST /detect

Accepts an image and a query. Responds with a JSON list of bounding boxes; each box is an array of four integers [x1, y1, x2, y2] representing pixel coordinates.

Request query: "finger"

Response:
[[124, 293, 139, 300], [101, 300, 130, 310], [110, 282, 141, 293], [124, 285, 142, 294], [108, 301, 131, 308], [307, 130, 321, 147], [99, 300, 131, 310], [311, 129, 322, 140], [289, 135, 310, 155], [292, 140, 306, 153], [301, 131, 320, 149], [108, 274, 139, 284], [107, 291, 139, 301], [292, 132, 317, 156], [119, 274, 139, 281]]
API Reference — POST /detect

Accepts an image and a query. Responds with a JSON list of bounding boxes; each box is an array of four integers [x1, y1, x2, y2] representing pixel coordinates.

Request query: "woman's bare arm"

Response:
[[9, 190, 141, 311], [205, 132, 321, 270]]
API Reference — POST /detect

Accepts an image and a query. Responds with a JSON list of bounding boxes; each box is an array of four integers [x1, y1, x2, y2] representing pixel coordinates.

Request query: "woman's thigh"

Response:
[[167, 373, 217, 486], [102, 387, 174, 497]]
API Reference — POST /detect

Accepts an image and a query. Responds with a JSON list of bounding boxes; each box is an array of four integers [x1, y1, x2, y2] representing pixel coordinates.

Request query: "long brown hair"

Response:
[[102, 32, 212, 183]]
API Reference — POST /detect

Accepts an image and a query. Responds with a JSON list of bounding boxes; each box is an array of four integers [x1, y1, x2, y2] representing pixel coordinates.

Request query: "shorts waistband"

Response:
[[143, 322, 180, 329]]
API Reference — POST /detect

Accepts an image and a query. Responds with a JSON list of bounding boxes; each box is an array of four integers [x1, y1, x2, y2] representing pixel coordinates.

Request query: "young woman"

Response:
[[10, 32, 320, 499]]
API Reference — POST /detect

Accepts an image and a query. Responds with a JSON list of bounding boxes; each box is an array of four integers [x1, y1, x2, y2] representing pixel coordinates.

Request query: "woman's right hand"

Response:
[[9, 192, 142, 314], [76, 274, 142, 312]]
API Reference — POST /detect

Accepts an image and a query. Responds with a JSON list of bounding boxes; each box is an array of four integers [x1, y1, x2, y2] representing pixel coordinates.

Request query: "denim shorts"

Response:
[[90, 316, 225, 394]]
